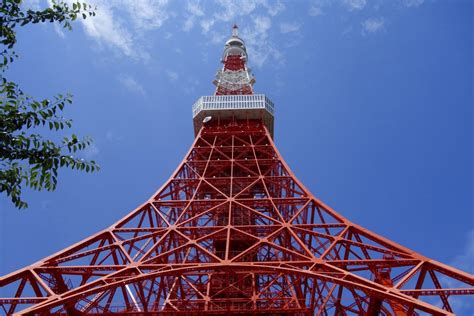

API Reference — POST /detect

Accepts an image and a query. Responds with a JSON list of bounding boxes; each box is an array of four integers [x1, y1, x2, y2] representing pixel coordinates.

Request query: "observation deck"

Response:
[[192, 94, 275, 137]]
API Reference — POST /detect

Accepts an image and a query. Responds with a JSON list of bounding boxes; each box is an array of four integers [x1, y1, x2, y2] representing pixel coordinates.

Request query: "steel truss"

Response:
[[1, 120, 473, 315]]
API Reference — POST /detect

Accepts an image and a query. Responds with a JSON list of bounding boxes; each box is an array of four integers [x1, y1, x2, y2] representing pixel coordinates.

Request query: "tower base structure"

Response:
[[1, 120, 473, 315]]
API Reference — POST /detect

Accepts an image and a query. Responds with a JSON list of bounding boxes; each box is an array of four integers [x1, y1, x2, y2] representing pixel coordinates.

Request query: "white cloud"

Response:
[[200, 19, 215, 34], [118, 74, 146, 95], [264, 0, 285, 16], [166, 70, 179, 82], [183, 0, 204, 31], [53, 23, 66, 38], [83, 143, 100, 159], [311, 0, 421, 17], [213, 0, 262, 22], [184, 77, 200, 95], [210, 31, 226, 44], [309, 6, 323, 16], [403, 0, 424, 7], [105, 130, 123, 142], [362, 17, 385, 34], [210, 0, 284, 20], [442, 230, 474, 313], [280, 22, 300, 34], [451, 229, 474, 274], [253, 15, 271, 33], [198, 0, 286, 35], [183, 17, 195, 32], [22, 0, 41, 10], [53, 0, 170, 60], [80, 3, 139, 59], [343, 0, 367, 11], [241, 15, 283, 68], [122, 0, 170, 30], [187, 0, 204, 16], [309, 0, 330, 16]]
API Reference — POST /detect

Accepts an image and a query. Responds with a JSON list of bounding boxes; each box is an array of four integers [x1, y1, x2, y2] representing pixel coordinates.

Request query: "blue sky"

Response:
[[1, 0, 472, 309]]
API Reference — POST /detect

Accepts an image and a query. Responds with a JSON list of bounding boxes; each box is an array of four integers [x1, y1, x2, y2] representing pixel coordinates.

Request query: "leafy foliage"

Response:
[[0, 0, 98, 209]]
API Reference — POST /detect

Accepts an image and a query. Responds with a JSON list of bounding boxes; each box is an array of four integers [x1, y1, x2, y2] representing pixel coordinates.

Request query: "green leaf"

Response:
[[0, 0, 97, 209]]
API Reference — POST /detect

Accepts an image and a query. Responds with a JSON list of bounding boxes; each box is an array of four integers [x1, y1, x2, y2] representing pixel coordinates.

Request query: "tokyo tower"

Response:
[[1, 25, 473, 315]]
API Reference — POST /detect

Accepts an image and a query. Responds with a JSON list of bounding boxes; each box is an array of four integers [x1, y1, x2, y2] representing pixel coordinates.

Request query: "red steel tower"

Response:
[[1, 25, 473, 315]]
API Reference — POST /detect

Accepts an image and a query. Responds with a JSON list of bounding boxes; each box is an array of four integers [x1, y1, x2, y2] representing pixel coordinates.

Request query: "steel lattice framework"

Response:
[[1, 25, 473, 316]]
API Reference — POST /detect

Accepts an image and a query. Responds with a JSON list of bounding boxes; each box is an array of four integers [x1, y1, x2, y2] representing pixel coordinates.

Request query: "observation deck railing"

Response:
[[192, 94, 274, 118]]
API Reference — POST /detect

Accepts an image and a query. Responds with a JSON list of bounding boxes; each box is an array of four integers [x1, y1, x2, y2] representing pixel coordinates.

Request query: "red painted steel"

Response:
[[214, 25, 254, 96], [1, 26, 473, 315]]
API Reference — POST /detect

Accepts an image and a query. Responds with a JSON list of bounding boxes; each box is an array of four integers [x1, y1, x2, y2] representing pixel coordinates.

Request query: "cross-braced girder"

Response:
[[1, 120, 473, 315]]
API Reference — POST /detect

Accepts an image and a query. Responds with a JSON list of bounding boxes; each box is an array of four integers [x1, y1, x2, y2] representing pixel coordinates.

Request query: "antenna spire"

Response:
[[232, 24, 239, 37]]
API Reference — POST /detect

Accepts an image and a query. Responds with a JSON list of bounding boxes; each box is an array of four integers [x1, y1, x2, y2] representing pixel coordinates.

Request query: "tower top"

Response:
[[192, 25, 274, 137], [223, 25, 247, 62]]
